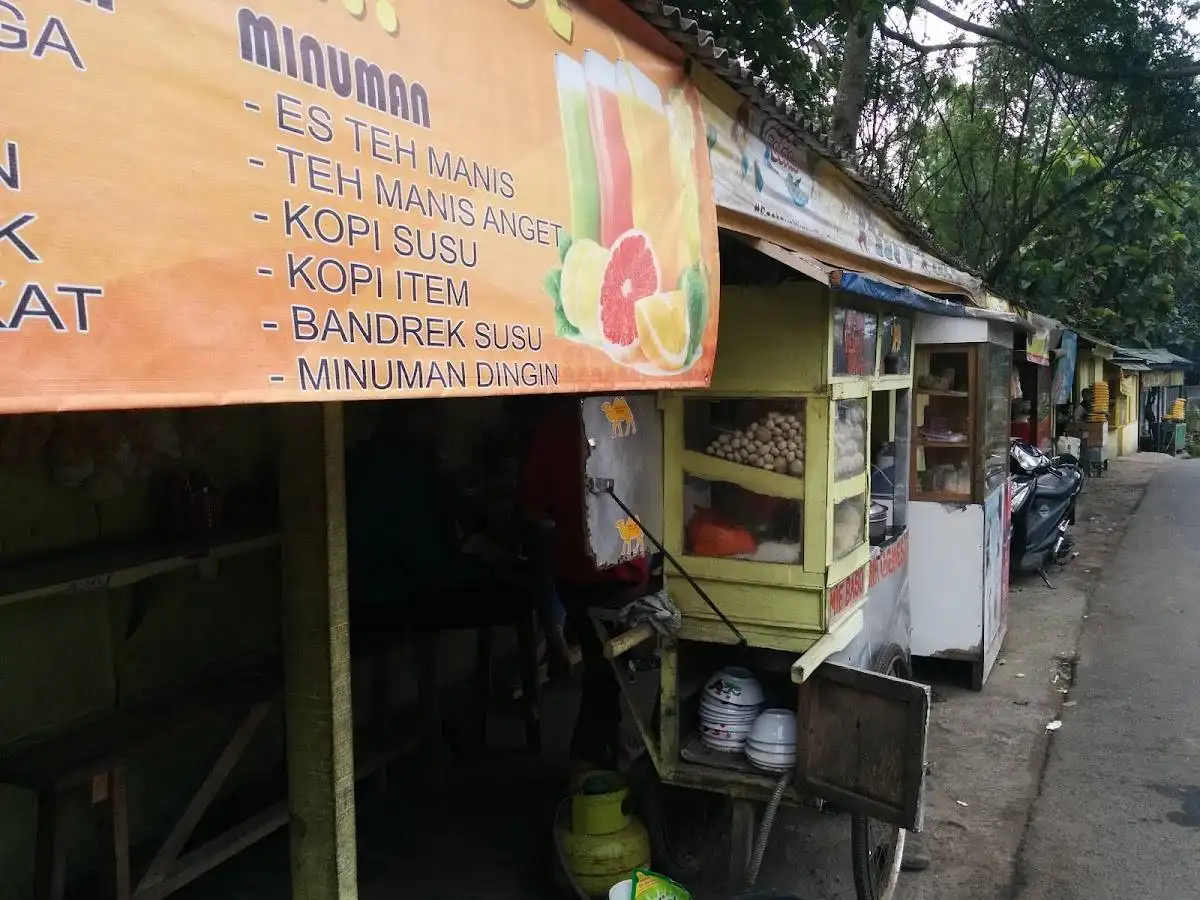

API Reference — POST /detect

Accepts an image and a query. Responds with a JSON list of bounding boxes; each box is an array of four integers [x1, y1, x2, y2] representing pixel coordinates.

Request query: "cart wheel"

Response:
[[851, 643, 910, 900], [629, 745, 725, 881]]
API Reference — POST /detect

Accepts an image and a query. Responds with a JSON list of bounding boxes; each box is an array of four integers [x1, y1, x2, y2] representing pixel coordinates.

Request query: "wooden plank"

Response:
[[0, 666, 280, 791], [680, 450, 805, 500], [33, 790, 67, 900], [279, 402, 358, 900], [137, 703, 272, 892], [135, 805, 289, 900], [94, 766, 131, 900], [0, 530, 280, 609], [794, 661, 929, 830], [728, 800, 756, 885], [831, 471, 868, 504], [131, 741, 415, 900]]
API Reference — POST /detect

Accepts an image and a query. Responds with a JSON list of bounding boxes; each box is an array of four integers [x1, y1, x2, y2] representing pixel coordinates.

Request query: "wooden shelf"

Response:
[[0, 527, 280, 609], [682, 450, 804, 500], [915, 438, 971, 448], [832, 471, 868, 503], [916, 388, 969, 398]]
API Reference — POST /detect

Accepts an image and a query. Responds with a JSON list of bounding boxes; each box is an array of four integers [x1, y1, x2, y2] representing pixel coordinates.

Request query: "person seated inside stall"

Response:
[[518, 395, 649, 781], [345, 400, 528, 630]]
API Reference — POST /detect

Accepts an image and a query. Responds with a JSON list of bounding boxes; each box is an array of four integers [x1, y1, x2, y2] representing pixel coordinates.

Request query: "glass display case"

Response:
[[662, 285, 915, 652], [908, 322, 1015, 690], [683, 398, 806, 566], [911, 340, 1012, 502], [981, 342, 1012, 493], [881, 314, 913, 376]]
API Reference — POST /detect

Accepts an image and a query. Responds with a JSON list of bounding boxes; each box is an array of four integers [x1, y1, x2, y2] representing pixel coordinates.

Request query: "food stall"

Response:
[[907, 314, 1015, 689], [574, 46, 1012, 894], [585, 233, 929, 899], [1, 2, 728, 898], [1011, 321, 1053, 452]]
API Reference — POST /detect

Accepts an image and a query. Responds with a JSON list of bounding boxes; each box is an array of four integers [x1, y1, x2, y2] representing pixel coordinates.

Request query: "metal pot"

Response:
[[869, 501, 889, 545]]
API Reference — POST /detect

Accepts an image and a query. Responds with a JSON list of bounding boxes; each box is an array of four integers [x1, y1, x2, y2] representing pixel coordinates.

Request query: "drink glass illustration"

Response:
[[555, 53, 601, 244], [614, 61, 672, 237], [584, 51, 635, 248], [667, 85, 704, 274]]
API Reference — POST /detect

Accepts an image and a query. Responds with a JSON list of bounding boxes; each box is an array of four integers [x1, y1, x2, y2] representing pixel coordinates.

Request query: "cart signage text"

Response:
[[0, 0, 720, 412], [829, 563, 867, 620], [870, 533, 908, 587]]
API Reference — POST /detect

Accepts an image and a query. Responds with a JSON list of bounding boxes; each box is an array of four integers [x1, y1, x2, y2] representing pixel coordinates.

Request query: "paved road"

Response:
[[1015, 460, 1200, 899]]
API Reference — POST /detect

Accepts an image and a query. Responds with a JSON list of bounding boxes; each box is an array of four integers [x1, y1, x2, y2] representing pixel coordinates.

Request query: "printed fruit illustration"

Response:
[[600, 230, 660, 361], [635, 290, 689, 371], [559, 238, 610, 343], [544, 0, 573, 42], [667, 88, 704, 269]]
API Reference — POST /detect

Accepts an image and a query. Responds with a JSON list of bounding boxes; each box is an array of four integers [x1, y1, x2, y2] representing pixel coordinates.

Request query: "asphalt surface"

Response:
[[1015, 460, 1200, 900]]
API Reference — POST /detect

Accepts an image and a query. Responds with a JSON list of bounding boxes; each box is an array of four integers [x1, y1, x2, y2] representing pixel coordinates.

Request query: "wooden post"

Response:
[[280, 403, 358, 900]]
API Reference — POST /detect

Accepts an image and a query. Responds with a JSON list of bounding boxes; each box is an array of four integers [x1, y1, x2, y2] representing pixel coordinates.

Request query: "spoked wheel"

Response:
[[850, 644, 911, 900]]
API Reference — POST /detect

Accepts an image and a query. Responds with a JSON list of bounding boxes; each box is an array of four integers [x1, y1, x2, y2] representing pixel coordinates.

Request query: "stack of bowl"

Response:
[[699, 667, 763, 753], [745, 709, 797, 772]]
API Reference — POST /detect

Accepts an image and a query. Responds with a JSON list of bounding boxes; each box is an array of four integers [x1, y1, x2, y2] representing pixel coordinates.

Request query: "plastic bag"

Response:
[[632, 868, 691, 900]]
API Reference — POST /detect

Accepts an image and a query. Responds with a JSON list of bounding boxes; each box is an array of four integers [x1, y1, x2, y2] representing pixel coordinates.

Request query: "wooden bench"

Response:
[[0, 652, 412, 900]]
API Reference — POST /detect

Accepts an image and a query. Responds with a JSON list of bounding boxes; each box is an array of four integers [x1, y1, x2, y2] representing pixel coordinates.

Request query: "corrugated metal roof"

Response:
[[622, 0, 981, 281], [1137, 348, 1192, 368]]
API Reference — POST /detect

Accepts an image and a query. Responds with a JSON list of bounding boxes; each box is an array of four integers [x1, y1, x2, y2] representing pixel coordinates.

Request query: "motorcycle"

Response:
[[1009, 439, 1084, 585]]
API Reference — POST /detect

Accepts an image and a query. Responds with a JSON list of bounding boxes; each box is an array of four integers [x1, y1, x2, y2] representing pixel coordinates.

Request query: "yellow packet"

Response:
[[632, 868, 691, 900]]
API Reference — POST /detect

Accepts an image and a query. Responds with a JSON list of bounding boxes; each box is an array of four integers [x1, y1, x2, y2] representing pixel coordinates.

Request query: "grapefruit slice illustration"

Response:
[[600, 230, 660, 362]]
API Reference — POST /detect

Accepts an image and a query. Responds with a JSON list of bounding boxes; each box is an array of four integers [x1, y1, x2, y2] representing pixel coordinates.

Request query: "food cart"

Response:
[[584, 229, 939, 900], [907, 314, 1015, 689]]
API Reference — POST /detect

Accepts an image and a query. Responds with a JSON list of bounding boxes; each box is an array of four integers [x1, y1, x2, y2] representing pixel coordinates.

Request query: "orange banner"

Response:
[[0, 0, 719, 412]]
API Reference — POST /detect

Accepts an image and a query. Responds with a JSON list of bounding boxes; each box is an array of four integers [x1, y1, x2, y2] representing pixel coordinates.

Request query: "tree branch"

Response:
[[877, 24, 987, 54], [985, 146, 1149, 282], [915, 0, 1200, 81]]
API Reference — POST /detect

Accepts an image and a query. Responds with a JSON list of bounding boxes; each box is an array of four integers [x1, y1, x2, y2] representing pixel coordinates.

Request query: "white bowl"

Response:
[[749, 709, 796, 746], [704, 667, 764, 708], [746, 744, 796, 763], [700, 701, 760, 724], [609, 879, 632, 900], [700, 733, 746, 753], [747, 736, 796, 752], [746, 754, 794, 773], [700, 721, 752, 741]]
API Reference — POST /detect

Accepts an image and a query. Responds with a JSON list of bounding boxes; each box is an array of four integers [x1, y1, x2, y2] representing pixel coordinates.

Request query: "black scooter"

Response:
[[1009, 439, 1084, 587]]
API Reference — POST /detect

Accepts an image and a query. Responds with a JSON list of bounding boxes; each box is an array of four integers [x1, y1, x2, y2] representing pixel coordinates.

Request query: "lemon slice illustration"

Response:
[[635, 290, 690, 371], [559, 238, 610, 344]]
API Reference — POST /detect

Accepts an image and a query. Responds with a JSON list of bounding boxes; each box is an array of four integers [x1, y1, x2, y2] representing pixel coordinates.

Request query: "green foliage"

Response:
[[674, 0, 1200, 349]]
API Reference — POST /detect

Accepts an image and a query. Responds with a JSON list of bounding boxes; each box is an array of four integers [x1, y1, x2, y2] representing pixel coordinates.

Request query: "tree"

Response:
[[674, 0, 1200, 344]]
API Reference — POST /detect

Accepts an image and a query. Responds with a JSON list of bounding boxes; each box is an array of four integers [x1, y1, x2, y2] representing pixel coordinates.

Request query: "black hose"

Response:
[[745, 772, 793, 888]]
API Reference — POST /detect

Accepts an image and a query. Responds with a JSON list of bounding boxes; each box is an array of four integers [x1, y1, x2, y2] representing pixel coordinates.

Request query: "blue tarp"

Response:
[[1053, 331, 1078, 405], [833, 270, 971, 318]]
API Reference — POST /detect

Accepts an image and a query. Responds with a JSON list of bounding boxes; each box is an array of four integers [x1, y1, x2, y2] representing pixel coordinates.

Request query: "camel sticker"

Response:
[[615, 517, 646, 558], [600, 397, 637, 437]]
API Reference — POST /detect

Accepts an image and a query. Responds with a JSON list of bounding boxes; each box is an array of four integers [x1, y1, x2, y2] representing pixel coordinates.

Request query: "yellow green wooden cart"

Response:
[[595, 238, 932, 900]]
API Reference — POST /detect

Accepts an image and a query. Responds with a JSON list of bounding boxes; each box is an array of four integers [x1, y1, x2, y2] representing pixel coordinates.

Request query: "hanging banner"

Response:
[[699, 92, 978, 296], [1026, 328, 1050, 366], [1052, 331, 1078, 405], [0, 0, 720, 413]]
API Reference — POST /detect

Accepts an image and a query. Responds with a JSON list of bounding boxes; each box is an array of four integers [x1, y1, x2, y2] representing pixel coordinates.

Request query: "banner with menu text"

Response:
[[0, 0, 719, 412]]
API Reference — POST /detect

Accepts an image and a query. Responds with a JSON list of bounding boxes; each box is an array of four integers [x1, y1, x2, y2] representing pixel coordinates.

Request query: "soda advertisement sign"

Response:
[[0, 0, 719, 412], [700, 92, 978, 296]]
